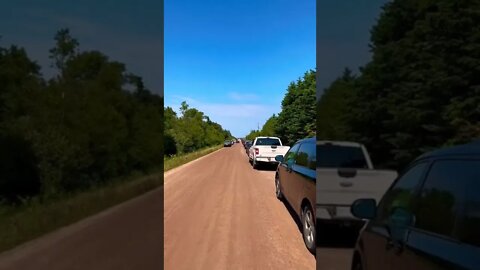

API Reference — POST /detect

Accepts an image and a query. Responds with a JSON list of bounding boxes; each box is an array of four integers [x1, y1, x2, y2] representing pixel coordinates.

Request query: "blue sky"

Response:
[[164, 0, 315, 137], [317, 0, 389, 93], [0, 1, 162, 93]]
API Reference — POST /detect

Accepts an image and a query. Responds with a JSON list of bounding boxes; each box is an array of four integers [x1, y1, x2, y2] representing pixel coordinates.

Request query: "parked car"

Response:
[[316, 141, 398, 242], [244, 141, 253, 154], [350, 140, 480, 270], [248, 136, 290, 169], [223, 140, 232, 147], [274, 137, 316, 254]]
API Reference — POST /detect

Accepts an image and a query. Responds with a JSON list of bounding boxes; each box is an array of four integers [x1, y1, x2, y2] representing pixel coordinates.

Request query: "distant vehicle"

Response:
[[223, 140, 233, 147], [350, 140, 480, 270], [316, 141, 398, 242], [274, 137, 316, 254], [248, 137, 290, 169]]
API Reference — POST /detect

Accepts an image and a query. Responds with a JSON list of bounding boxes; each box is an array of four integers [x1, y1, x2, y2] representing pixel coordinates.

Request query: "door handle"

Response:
[[386, 239, 405, 254], [386, 240, 394, 251]]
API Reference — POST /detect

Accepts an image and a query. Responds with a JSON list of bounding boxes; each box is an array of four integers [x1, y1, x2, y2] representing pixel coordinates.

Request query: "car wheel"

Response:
[[275, 174, 283, 200], [301, 204, 316, 254], [352, 258, 362, 270]]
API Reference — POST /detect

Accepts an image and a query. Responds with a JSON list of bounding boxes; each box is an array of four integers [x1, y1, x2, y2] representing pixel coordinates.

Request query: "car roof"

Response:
[[316, 140, 363, 147], [415, 140, 480, 161], [295, 136, 316, 144]]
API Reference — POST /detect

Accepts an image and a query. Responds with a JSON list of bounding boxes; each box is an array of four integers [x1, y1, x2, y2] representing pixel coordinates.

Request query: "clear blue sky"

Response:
[[164, 0, 315, 138], [0, 1, 162, 93], [317, 0, 389, 93]]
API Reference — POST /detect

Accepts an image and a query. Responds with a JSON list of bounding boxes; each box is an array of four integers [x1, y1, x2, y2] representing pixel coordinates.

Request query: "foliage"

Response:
[[317, 0, 480, 170], [0, 28, 164, 202], [163, 102, 231, 156], [275, 69, 316, 146], [245, 70, 316, 145]]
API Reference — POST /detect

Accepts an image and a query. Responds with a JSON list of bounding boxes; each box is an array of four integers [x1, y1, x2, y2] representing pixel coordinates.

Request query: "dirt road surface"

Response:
[[164, 143, 315, 270], [0, 185, 164, 270], [316, 247, 353, 270]]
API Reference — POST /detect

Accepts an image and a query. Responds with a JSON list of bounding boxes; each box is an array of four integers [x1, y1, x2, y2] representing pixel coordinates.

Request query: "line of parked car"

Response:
[[242, 136, 316, 253], [239, 135, 479, 268]]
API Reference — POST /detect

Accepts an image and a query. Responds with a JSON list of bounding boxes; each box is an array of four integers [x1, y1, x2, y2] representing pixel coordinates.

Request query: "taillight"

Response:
[[255, 148, 259, 155]]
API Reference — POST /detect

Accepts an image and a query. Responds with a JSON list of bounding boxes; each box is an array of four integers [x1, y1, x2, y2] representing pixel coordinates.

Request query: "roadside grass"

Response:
[[164, 145, 222, 171], [0, 144, 222, 253], [0, 171, 162, 253]]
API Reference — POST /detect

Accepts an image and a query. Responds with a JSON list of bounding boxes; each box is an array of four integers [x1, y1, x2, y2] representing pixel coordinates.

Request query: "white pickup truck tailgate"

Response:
[[256, 146, 289, 158], [316, 169, 398, 206]]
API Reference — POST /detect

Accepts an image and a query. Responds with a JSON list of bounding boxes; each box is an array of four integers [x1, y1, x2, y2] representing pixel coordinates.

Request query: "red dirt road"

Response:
[[164, 143, 315, 270]]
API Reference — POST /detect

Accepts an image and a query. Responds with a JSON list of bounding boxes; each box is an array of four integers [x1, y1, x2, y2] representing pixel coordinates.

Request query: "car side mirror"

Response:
[[275, 155, 284, 162], [351, 198, 377, 220]]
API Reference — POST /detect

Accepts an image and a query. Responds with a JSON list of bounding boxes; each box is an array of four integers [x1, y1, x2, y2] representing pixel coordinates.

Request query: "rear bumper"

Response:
[[316, 204, 365, 228], [254, 157, 278, 163]]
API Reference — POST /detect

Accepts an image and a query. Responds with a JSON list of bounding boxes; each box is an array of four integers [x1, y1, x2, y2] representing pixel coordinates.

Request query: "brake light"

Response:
[[255, 148, 259, 155]]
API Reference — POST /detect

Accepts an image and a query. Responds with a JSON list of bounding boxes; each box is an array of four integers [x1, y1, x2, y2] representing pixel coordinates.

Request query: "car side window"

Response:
[[284, 143, 300, 163], [456, 160, 480, 247], [376, 162, 428, 222], [414, 160, 470, 239], [307, 143, 316, 170], [417, 159, 480, 245], [295, 142, 315, 170], [295, 143, 309, 167]]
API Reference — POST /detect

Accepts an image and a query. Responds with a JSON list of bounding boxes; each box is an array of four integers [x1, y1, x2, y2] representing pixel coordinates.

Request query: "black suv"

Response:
[[350, 141, 480, 270], [274, 137, 316, 254]]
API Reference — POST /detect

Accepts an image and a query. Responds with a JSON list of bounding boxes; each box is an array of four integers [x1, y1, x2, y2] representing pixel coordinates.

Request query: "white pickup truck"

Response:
[[248, 136, 290, 169], [316, 141, 398, 237]]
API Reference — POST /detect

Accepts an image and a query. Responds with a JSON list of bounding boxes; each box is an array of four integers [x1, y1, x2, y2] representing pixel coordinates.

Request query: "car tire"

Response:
[[352, 258, 362, 270], [252, 159, 258, 169], [275, 174, 283, 200], [301, 204, 316, 254]]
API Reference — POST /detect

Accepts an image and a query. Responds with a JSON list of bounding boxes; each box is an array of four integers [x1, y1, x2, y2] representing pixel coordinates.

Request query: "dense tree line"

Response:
[[164, 101, 232, 156], [246, 70, 316, 146], [317, 0, 480, 170], [0, 29, 163, 203]]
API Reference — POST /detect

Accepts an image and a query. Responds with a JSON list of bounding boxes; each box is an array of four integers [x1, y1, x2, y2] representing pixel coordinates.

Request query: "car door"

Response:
[[278, 142, 300, 205], [290, 142, 315, 215], [360, 161, 429, 270], [393, 159, 480, 270]]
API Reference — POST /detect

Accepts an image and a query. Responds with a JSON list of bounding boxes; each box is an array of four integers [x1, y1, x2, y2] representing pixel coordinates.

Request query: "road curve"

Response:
[[164, 143, 315, 270]]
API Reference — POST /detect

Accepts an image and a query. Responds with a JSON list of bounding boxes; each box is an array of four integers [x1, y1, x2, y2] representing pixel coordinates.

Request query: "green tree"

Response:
[[276, 69, 316, 146], [261, 114, 278, 136], [317, 68, 356, 141], [347, 0, 480, 169]]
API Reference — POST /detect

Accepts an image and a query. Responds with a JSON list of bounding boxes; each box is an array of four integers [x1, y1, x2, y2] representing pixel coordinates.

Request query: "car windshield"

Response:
[[316, 144, 368, 168], [255, 138, 281, 146]]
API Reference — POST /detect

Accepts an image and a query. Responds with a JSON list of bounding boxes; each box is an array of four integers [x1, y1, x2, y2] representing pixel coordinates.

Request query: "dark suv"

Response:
[[350, 141, 480, 270], [274, 137, 316, 254]]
